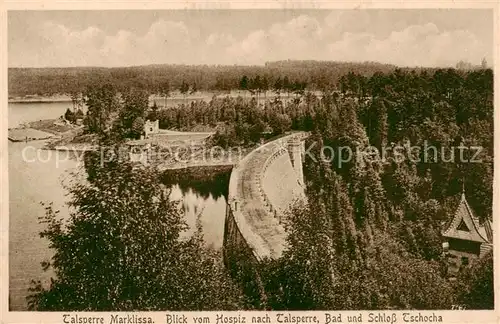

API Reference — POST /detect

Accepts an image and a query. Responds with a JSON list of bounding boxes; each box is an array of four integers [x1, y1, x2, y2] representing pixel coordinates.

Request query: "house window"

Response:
[[461, 257, 469, 266], [150, 128, 153, 132], [457, 219, 469, 232]]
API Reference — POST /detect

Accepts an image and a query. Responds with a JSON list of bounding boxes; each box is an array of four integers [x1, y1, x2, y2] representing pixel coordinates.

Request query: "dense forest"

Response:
[[10, 61, 399, 98], [28, 65, 494, 310], [257, 67, 494, 309]]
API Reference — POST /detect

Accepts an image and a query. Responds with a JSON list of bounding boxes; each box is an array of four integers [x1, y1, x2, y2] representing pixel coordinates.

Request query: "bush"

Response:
[[64, 108, 75, 123]]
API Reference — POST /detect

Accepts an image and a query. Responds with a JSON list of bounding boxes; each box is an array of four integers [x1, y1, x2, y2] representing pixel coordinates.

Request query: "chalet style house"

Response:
[[442, 192, 493, 275]]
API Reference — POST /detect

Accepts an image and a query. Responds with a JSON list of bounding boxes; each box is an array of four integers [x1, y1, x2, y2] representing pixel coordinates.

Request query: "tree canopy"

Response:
[[28, 161, 248, 311]]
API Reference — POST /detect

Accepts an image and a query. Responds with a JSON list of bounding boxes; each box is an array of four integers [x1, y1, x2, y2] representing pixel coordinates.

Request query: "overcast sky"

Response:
[[8, 9, 493, 68]]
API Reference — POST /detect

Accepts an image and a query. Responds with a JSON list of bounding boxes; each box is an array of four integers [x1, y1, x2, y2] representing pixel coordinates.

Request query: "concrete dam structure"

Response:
[[223, 132, 308, 304]]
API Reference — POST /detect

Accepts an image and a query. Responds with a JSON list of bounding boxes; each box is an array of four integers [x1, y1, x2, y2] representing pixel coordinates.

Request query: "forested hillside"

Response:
[[9, 61, 399, 97], [137, 67, 494, 309], [259, 67, 494, 309]]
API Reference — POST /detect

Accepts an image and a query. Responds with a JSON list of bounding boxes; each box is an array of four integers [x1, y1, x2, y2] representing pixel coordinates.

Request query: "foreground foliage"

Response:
[[454, 251, 494, 309], [28, 161, 247, 311]]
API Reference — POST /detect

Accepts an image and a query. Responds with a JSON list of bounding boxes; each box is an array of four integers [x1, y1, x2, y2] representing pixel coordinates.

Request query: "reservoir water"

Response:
[[8, 102, 228, 311], [8, 101, 74, 128]]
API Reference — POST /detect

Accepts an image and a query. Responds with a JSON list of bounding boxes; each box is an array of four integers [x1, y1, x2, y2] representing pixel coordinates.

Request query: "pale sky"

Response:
[[8, 9, 493, 68]]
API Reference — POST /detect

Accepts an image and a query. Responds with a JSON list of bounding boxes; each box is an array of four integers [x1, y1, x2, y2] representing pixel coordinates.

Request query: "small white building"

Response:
[[144, 120, 159, 139]]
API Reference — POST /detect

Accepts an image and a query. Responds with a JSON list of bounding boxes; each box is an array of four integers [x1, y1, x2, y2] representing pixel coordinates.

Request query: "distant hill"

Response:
[[266, 59, 395, 69], [9, 60, 422, 98]]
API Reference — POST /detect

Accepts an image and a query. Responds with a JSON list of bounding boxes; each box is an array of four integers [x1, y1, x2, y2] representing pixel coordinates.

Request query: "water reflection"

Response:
[[161, 166, 231, 201]]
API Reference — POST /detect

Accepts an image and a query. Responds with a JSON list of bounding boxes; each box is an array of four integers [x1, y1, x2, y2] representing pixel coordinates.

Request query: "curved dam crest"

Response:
[[224, 132, 308, 265]]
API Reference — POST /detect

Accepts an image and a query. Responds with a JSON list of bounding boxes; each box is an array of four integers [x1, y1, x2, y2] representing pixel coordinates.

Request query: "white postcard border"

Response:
[[1, 1, 499, 323]]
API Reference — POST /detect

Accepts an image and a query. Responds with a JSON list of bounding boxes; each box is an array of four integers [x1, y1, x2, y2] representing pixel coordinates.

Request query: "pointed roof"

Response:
[[442, 193, 491, 243]]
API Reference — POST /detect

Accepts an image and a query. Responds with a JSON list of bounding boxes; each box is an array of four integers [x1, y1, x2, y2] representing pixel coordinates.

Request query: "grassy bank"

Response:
[[25, 119, 75, 134]]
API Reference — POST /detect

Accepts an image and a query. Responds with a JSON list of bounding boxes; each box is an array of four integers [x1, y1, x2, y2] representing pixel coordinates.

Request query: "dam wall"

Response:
[[261, 144, 305, 223], [223, 132, 308, 305]]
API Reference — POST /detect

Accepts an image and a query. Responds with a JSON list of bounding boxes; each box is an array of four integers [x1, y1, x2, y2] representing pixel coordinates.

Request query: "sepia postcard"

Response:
[[1, 2, 498, 324]]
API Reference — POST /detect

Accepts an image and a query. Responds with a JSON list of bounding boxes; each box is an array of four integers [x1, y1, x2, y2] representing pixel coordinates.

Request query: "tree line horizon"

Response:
[[8, 59, 487, 98]]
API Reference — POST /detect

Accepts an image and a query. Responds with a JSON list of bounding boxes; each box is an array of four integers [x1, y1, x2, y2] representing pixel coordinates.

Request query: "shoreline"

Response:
[[8, 91, 302, 104], [8, 94, 210, 104], [8, 118, 85, 145], [9, 97, 71, 103]]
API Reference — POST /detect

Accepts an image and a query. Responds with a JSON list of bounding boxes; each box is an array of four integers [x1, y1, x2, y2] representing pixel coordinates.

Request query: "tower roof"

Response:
[[442, 193, 491, 243]]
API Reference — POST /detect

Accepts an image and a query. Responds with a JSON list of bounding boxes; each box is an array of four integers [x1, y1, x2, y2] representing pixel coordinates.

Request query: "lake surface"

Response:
[[8, 101, 74, 128], [8, 102, 227, 311]]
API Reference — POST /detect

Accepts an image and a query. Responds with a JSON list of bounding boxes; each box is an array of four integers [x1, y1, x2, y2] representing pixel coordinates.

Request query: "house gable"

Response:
[[442, 193, 489, 244]]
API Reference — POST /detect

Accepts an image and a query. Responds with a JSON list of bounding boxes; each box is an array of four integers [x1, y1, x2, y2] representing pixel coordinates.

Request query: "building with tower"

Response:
[[144, 119, 159, 139]]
